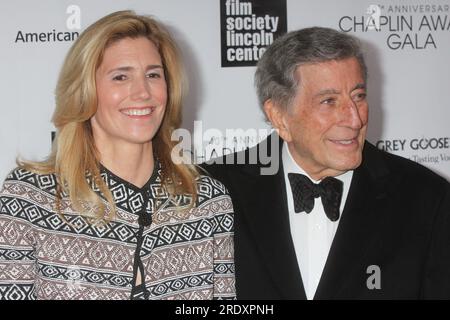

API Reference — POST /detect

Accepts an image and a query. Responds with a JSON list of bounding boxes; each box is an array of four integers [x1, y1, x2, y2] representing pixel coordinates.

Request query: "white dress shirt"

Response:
[[282, 142, 353, 300]]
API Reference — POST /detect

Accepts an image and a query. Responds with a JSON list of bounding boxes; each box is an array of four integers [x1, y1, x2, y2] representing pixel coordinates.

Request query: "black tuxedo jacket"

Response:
[[202, 134, 450, 299]]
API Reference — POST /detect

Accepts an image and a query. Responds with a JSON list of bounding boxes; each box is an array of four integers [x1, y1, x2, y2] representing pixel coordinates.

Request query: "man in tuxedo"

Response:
[[203, 27, 450, 299]]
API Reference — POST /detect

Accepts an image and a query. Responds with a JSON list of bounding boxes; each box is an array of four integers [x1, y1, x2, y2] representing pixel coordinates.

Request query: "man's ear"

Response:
[[263, 99, 292, 142]]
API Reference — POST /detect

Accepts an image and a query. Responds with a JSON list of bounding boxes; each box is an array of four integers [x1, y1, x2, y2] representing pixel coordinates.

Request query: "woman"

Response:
[[0, 11, 235, 300]]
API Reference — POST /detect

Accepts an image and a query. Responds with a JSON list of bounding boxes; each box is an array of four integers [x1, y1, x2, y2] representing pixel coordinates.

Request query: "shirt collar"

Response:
[[95, 160, 167, 215], [282, 141, 353, 186], [99, 160, 162, 194]]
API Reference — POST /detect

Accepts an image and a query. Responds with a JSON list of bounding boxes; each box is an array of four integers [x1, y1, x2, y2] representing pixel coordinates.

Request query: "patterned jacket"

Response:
[[0, 165, 235, 300]]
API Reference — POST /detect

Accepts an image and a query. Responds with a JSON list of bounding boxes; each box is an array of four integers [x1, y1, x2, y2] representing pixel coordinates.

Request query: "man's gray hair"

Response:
[[255, 27, 367, 115]]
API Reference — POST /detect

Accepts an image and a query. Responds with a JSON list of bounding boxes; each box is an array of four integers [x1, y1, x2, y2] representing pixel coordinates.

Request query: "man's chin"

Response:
[[331, 155, 363, 172]]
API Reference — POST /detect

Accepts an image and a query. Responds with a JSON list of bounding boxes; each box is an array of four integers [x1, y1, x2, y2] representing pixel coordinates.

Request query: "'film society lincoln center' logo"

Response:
[[220, 0, 287, 67]]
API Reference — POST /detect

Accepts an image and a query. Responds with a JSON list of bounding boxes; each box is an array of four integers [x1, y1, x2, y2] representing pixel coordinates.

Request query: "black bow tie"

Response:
[[288, 173, 343, 221]]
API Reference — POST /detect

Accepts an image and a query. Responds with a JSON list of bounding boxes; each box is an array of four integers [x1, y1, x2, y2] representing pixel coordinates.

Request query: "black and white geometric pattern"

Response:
[[37, 262, 131, 288], [0, 164, 235, 300], [0, 284, 35, 300]]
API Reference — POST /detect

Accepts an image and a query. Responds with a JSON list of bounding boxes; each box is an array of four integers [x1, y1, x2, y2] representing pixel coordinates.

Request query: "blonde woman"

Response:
[[0, 11, 235, 300]]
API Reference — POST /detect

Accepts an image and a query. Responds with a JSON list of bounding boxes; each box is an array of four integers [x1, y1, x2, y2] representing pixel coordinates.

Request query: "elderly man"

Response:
[[204, 27, 450, 299]]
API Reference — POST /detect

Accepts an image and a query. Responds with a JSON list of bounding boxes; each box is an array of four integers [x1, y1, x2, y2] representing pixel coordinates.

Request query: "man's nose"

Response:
[[341, 100, 364, 130]]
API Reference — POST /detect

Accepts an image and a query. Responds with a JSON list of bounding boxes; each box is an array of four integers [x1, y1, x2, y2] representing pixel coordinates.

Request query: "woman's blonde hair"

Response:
[[20, 10, 199, 221]]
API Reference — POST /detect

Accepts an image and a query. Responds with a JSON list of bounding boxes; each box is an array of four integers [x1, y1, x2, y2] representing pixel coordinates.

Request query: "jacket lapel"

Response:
[[241, 161, 307, 299], [314, 142, 390, 299], [236, 133, 306, 300]]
